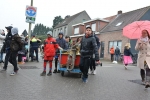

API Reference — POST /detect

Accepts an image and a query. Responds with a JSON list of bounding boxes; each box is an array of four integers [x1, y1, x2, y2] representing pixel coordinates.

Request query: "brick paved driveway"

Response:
[[0, 60, 150, 100]]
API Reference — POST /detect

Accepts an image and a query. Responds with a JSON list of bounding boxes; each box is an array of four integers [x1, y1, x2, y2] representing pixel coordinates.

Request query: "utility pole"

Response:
[[27, 0, 33, 61]]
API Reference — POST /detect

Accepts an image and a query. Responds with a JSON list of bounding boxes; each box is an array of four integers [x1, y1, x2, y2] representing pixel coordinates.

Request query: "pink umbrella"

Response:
[[123, 20, 150, 39]]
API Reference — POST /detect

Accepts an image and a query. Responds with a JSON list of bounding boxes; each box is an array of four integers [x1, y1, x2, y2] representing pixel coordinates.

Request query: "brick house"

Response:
[[70, 6, 150, 60], [70, 18, 109, 41], [53, 11, 91, 38], [99, 6, 150, 59]]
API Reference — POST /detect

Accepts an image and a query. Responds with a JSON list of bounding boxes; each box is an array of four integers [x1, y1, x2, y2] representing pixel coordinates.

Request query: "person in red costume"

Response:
[[40, 31, 63, 76]]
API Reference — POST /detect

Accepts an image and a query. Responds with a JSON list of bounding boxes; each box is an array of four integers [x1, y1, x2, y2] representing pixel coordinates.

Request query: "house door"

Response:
[[100, 42, 105, 58]]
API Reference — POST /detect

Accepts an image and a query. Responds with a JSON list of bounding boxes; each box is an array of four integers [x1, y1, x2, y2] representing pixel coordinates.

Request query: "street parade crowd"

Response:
[[0, 25, 150, 88]]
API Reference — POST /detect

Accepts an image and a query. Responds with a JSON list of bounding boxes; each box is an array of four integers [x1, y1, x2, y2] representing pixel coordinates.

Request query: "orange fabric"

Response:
[[44, 37, 59, 57], [110, 48, 115, 54], [44, 56, 53, 61]]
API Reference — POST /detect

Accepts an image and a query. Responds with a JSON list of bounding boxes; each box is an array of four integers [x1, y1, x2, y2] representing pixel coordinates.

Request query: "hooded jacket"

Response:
[[80, 34, 99, 61], [56, 37, 67, 49], [44, 37, 59, 57], [115, 47, 120, 55]]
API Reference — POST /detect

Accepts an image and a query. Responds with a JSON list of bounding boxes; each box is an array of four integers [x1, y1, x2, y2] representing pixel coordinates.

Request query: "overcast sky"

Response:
[[0, 0, 150, 34]]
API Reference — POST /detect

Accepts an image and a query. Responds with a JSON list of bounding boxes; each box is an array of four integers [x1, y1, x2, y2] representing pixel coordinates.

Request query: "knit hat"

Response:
[[47, 31, 52, 36], [11, 27, 18, 35]]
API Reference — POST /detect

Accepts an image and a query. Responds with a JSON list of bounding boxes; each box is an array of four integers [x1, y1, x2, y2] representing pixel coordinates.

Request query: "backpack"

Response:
[[10, 35, 24, 51]]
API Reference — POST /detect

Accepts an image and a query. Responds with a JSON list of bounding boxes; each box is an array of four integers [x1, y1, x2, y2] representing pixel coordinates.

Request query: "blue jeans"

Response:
[[115, 54, 119, 61], [0, 52, 3, 62]]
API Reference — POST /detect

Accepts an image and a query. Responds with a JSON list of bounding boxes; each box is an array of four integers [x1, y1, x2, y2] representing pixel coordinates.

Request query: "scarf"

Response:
[[140, 36, 148, 42]]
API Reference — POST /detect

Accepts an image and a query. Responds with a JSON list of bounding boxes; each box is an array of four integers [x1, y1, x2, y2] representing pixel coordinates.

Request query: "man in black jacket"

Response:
[[80, 26, 100, 83], [114, 46, 120, 62], [1, 26, 13, 71]]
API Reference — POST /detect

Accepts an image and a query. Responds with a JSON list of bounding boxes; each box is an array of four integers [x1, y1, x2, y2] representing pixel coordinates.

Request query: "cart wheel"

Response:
[[61, 71, 64, 76]]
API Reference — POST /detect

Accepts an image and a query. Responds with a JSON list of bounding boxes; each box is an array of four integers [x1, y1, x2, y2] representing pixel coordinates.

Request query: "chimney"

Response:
[[117, 10, 122, 15]]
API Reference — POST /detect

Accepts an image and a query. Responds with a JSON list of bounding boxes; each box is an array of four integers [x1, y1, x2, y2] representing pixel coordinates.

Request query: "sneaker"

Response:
[[124, 65, 127, 70], [93, 70, 96, 75], [47, 71, 52, 76], [145, 82, 150, 88], [10, 71, 17, 76], [53, 69, 57, 73], [83, 78, 88, 83], [89, 70, 93, 74], [40, 71, 46, 76]]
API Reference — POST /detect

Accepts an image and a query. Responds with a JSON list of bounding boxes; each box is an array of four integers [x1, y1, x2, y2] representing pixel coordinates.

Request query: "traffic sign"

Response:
[[25, 5, 37, 18], [26, 17, 36, 24]]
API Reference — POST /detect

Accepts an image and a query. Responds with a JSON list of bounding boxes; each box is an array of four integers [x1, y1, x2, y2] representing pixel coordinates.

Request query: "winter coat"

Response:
[[110, 48, 115, 54], [18, 36, 26, 55], [10, 34, 24, 52], [4, 32, 12, 49], [115, 48, 120, 55], [56, 37, 67, 54], [80, 34, 99, 61], [135, 39, 150, 69], [44, 37, 59, 57], [124, 47, 133, 56], [93, 34, 100, 49], [56, 37, 67, 49], [30, 37, 40, 48], [65, 42, 71, 49]]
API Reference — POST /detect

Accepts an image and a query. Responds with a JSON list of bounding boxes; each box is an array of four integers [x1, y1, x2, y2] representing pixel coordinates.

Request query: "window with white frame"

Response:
[[108, 41, 122, 53], [60, 28, 62, 32], [74, 27, 79, 34], [92, 23, 96, 31], [54, 30, 56, 37], [64, 27, 66, 35]]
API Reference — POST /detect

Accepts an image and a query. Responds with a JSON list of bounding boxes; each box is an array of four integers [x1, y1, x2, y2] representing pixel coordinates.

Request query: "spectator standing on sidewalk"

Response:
[[123, 43, 133, 69], [109, 46, 115, 62], [114, 46, 120, 63], [30, 35, 41, 62], [1, 26, 13, 71], [79, 26, 100, 83], [135, 29, 150, 88], [0, 29, 5, 63], [53, 32, 68, 73], [40, 31, 63, 76]]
